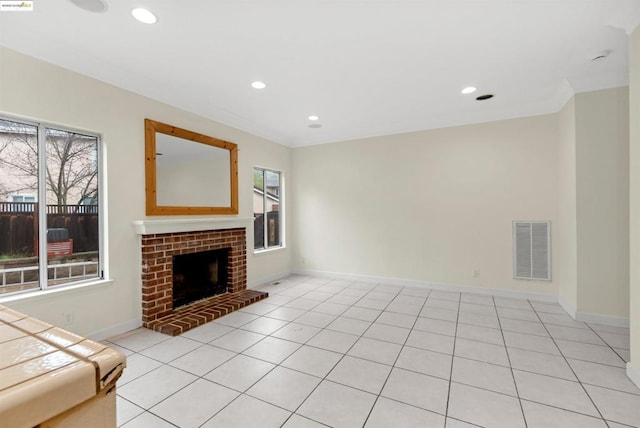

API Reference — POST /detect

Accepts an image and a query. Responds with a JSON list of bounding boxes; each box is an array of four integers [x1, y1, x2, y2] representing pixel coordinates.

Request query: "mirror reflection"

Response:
[[155, 134, 231, 207]]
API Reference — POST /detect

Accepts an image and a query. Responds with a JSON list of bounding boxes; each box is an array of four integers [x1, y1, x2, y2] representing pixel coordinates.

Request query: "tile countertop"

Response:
[[0, 305, 127, 427]]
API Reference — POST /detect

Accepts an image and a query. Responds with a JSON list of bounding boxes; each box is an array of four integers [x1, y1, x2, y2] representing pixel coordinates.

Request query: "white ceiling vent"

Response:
[[513, 221, 551, 281]]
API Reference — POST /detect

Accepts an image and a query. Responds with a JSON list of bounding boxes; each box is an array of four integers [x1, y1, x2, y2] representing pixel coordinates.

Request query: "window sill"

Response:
[[0, 278, 114, 305], [253, 245, 286, 256]]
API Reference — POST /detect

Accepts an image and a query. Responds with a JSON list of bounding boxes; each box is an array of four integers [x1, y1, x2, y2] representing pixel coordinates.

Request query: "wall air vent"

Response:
[[513, 221, 551, 281]]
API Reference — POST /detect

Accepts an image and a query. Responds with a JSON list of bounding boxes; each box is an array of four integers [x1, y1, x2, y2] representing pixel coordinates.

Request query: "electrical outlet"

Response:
[[62, 312, 74, 325], [473, 269, 480, 278]]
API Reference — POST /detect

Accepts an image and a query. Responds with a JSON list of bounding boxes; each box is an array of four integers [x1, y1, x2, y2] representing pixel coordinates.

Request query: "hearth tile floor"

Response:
[[107, 275, 640, 428]]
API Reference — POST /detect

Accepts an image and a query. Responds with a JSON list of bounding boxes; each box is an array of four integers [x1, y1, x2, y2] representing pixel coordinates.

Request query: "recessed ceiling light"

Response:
[[70, 0, 107, 13], [308, 124, 322, 129], [476, 94, 494, 101], [591, 50, 611, 62], [251, 81, 267, 89], [461, 86, 477, 95], [308, 115, 319, 121], [132, 8, 157, 24]]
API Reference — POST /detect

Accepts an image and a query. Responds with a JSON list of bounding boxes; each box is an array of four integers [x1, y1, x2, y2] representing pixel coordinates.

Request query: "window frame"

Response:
[[253, 166, 285, 253], [0, 114, 107, 296], [11, 195, 36, 202]]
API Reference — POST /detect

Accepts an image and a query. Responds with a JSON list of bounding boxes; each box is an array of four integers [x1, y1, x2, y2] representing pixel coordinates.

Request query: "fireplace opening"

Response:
[[172, 248, 229, 308]]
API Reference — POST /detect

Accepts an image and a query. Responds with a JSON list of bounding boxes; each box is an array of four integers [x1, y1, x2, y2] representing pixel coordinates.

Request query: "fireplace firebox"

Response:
[[172, 248, 229, 308]]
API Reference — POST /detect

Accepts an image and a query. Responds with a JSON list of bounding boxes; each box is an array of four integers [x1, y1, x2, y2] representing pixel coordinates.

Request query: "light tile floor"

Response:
[[107, 275, 640, 428]]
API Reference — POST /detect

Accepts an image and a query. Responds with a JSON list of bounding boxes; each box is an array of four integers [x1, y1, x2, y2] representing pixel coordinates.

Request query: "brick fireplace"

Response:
[[137, 221, 268, 336]]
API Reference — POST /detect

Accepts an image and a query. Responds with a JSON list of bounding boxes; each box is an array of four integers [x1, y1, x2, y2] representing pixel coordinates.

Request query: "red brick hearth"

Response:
[[140, 227, 268, 336]]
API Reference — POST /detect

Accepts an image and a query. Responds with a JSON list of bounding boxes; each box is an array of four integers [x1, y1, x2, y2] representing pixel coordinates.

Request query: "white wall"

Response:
[[575, 88, 629, 319], [292, 89, 630, 319], [292, 114, 560, 297], [0, 47, 292, 338], [628, 26, 640, 386], [556, 98, 578, 313]]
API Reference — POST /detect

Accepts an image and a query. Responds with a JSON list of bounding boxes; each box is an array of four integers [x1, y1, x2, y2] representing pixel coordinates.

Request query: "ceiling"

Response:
[[1, 0, 639, 147]]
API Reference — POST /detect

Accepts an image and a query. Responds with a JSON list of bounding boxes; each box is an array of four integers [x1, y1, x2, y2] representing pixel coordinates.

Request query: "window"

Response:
[[0, 117, 103, 295], [9, 194, 36, 212], [11, 195, 36, 203], [253, 167, 282, 251]]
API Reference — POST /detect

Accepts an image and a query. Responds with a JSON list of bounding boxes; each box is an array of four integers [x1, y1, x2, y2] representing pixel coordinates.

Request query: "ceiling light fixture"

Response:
[[70, 0, 107, 13], [476, 94, 494, 101], [308, 115, 319, 121], [131, 8, 157, 24], [591, 50, 611, 62], [251, 81, 267, 89], [461, 86, 477, 94]]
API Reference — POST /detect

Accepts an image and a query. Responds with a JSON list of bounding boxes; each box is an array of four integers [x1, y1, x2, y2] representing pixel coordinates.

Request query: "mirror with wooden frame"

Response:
[[145, 119, 239, 215]]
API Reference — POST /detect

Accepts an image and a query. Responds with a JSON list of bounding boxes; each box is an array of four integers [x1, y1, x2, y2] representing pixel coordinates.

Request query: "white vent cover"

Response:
[[513, 221, 551, 281]]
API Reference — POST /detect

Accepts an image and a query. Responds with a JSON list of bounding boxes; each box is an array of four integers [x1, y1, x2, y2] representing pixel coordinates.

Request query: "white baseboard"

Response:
[[248, 270, 293, 289], [558, 295, 629, 327], [88, 318, 142, 342], [627, 362, 640, 389], [293, 268, 557, 303], [558, 295, 577, 319], [574, 311, 630, 328]]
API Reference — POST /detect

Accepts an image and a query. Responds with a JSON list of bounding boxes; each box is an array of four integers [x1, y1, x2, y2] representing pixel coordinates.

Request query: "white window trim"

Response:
[[0, 278, 114, 304], [253, 166, 285, 253], [254, 245, 287, 255]]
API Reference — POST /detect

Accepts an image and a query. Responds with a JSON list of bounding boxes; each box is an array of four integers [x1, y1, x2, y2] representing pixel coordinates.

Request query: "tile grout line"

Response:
[[527, 300, 611, 427], [117, 278, 315, 427], [361, 287, 433, 427], [115, 282, 303, 426], [270, 282, 358, 428], [283, 280, 406, 427], [133, 329, 280, 427], [192, 276, 334, 428], [237, 277, 355, 427], [256, 278, 401, 427], [494, 295, 528, 428], [115, 395, 146, 426], [585, 322, 631, 368], [443, 290, 462, 427]]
